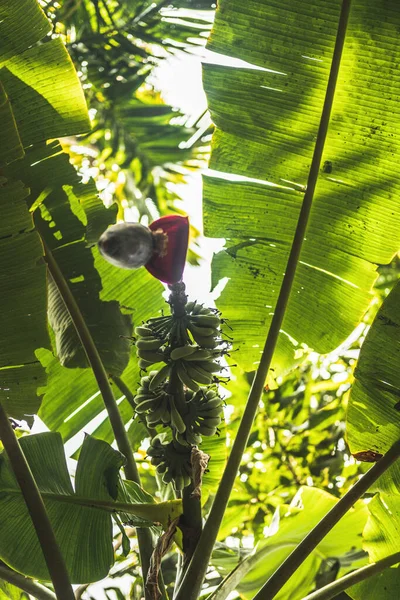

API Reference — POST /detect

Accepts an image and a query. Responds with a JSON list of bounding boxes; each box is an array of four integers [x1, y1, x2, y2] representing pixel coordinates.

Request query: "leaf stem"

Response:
[[0, 404, 74, 600], [301, 551, 400, 600], [42, 239, 154, 593], [174, 0, 352, 597], [254, 439, 400, 599], [0, 562, 57, 600]]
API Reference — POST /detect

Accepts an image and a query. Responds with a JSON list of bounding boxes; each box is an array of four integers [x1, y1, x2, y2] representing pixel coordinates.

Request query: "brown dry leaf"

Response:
[[145, 518, 179, 600], [191, 446, 210, 499]]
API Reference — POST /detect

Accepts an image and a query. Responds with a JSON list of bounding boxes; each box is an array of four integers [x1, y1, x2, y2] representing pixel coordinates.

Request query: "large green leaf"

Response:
[[212, 486, 368, 599], [0, 1, 89, 153], [4, 141, 134, 375], [0, 38, 90, 146], [347, 493, 400, 600], [0, 433, 181, 583], [0, 0, 50, 65], [346, 280, 400, 458], [0, 81, 23, 165], [348, 566, 400, 600], [362, 493, 400, 562], [204, 0, 400, 377], [0, 178, 48, 419], [0, 0, 91, 418]]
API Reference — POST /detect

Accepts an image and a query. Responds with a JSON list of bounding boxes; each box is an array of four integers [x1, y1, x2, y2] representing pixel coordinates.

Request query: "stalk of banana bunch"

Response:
[[132, 282, 229, 493]]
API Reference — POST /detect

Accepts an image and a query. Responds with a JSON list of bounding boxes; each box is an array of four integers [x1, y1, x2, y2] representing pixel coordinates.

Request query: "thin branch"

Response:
[[301, 551, 400, 600], [174, 0, 352, 597], [42, 239, 154, 594], [0, 404, 74, 600], [0, 562, 57, 600], [254, 439, 400, 599]]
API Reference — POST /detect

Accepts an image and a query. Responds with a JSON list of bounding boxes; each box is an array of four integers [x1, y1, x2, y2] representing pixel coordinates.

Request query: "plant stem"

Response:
[[301, 551, 400, 600], [0, 404, 74, 600], [167, 281, 203, 572], [174, 1, 352, 597], [42, 240, 154, 594], [254, 439, 400, 599], [0, 562, 57, 600], [181, 484, 203, 571]]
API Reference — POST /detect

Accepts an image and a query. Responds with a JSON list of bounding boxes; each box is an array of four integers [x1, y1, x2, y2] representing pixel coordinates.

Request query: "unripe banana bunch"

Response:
[[134, 324, 169, 370], [133, 371, 171, 427], [147, 435, 192, 491], [175, 388, 224, 445], [170, 345, 224, 392], [185, 302, 222, 349]]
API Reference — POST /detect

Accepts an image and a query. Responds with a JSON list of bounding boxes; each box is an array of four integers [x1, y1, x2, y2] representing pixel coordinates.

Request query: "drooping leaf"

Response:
[[0, 178, 48, 418], [347, 493, 400, 600], [0, 433, 181, 583], [346, 280, 400, 459], [348, 566, 400, 600], [0, 81, 23, 165], [0, 0, 50, 65], [4, 141, 133, 375], [0, 38, 90, 146], [362, 494, 400, 563], [204, 0, 400, 378], [0, 0, 89, 149]]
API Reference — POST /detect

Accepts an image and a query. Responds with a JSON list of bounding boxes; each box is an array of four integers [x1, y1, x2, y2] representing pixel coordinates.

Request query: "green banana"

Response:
[[138, 358, 154, 370], [160, 408, 171, 424], [133, 393, 155, 403], [184, 349, 213, 361], [170, 345, 197, 360], [188, 323, 218, 337], [162, 471, 173, 484], [197, 424, 217, 436], [177, 364, 200, 392], [201, 398, 223, 410], [185, 301, 196, 313], [170, 398, 186, 434], [134, 326, 155, 337], [191, 302, 203, 315], [185, 364, 213, 385], [174, 475, 185, 491], [146, 406, 165, 425], [189, 333, 219, 349], [182, 430, 202, 446], [136, 349, 165, 362], [149, 364, 170, 391], [189, 314, 221, 327], [202, 416, 221, 428], [156, 463, 168, 474], [192, 360, 221, 374], [201, 407, 224, 418], [136, 338, 164, 351], [135, 399, 158, 413]]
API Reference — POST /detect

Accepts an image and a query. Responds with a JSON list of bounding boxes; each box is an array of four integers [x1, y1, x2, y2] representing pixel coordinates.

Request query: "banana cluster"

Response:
[[133, 371, 171, 427], [176, 388, 224, 446], [185, 302, 222, 349], [134, 324, 167, 370], [147, 435, 192, 491], [170, 345, 223, 392]]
